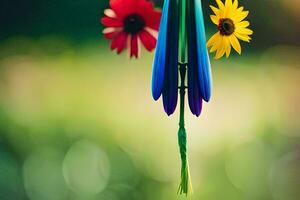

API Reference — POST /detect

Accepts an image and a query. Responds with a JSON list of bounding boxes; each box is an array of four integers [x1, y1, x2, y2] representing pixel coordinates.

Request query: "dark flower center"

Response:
[[218, 18, 235, 36], [124, 14, 145, 34]]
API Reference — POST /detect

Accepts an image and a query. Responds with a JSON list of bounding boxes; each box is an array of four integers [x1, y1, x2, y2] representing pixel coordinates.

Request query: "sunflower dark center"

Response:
[[218, 18, 235, 36], [124, 14, 145, 34]]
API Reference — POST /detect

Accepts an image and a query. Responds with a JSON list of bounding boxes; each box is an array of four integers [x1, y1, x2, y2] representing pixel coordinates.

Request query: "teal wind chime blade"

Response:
[[193, 0, 212, 103], [152, 0, 170, 101], [151, 0, 212, 195]]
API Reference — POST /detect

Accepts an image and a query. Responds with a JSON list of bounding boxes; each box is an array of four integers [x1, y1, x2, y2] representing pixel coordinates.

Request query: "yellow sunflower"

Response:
[[207, 0, 253, 59]]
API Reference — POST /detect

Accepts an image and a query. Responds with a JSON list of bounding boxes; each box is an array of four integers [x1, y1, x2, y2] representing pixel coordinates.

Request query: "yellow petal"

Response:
[[225, 6, 233, 18], [236, 21, 250, 28], [224, 37, 231, 58], [225, 0, 233, 14], [237, 6, 244, 12], [210, 5, 220, 15], [236, 28, 253, 35], [229, 35, 241, 54], [210, 15, 219, 25], [215, 48, 226, 59], [231, 7, 244, 22], [233, 7, 244, 15], [216, 0, 225, 9], [215, 37, 226, 59], [210, 34, 223, 53], [216, 0, 225, 17], [234, 32, 251, 42], [235, 11, 249, 22], [225, 0, 233, 16], [232, 0, 238, 9], [225, 0, 233, 7], [207, 32, 220, 47]]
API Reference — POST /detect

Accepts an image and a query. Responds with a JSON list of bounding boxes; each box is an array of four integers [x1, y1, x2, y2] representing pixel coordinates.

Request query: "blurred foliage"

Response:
[[0, 37, 299, 199], [0, 0, 300, 200], [1, 0, 300, 48]]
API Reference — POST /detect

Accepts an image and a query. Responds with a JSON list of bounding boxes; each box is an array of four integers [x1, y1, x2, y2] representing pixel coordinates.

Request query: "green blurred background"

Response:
[[0, 0, 299, 200]]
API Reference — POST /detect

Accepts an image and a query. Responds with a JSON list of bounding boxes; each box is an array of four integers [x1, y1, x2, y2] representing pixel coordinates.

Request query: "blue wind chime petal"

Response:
[[187, 0, 202, 116], [187, 0, 212, 116], [151, 0, 169, 101], [152, 0, 211, 116], [152, 0, 179, 116], [194, 0, 212, 103]]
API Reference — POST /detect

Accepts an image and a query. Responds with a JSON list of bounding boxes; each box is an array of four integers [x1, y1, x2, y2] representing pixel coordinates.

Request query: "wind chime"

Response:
[[101, 0, 253, 195]]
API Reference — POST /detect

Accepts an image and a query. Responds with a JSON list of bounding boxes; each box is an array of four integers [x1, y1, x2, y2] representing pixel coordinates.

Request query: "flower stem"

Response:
[[177, 62, 193, 196]]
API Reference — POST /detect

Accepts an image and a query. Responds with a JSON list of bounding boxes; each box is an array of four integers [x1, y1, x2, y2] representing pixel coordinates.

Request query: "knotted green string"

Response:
[[177, 63, 193, 196]]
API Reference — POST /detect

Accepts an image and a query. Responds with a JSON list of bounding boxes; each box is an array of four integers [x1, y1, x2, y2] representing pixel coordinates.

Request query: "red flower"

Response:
[[101, 0, 161, 58]]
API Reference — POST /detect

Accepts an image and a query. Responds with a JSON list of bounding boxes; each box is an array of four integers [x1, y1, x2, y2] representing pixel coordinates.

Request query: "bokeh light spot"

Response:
[[23, 147, 68, 200], [63, 140, 110, 196]]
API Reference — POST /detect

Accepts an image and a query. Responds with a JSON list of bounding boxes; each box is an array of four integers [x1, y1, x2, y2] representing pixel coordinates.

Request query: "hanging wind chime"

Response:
[[101, 0, 253, 195]]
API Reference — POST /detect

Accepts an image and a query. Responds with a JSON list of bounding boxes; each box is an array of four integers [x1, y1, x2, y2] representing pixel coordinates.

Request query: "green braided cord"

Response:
[[177, 127, 193, 195], [177, 63, 193, 196], [177, 0, 192, 195]]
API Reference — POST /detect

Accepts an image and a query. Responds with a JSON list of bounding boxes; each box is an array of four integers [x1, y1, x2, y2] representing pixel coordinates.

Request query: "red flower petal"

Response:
[[135, 0, 161, 30], [110, 0, 135, 18], [130, 35, 139, 58], [103, 27, 122, 39], [136, 0, 154, 16], [145, 11, 161, 30], [101, 16, 123, 27], [104, 32, 117, 39], [111, 31, 128, 54], [139, 29, 157, 51]]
